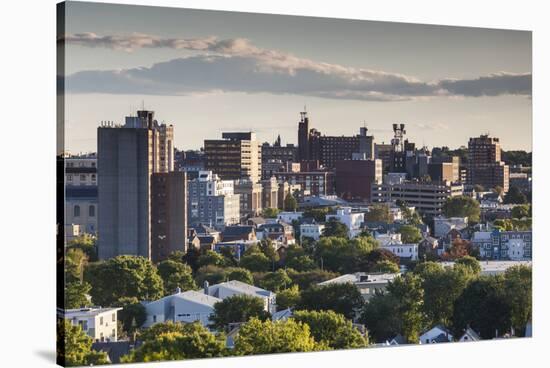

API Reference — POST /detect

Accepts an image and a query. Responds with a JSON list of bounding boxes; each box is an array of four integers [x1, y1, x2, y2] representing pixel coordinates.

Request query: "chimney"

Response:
[[175, 287, 181, 294], [203, 280, 210, 295]]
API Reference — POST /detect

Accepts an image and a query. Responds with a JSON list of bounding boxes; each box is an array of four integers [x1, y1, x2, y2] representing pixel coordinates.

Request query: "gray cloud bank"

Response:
[[62, 33, 532, 101]]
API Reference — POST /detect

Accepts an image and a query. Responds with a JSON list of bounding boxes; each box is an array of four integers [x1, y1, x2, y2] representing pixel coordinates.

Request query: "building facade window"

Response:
[[89, 205, 95, 217], [74, 205, 80, 217]]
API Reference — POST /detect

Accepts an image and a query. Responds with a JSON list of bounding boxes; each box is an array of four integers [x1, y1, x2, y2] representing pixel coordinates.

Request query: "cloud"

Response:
[[62, 32, 532, 101]]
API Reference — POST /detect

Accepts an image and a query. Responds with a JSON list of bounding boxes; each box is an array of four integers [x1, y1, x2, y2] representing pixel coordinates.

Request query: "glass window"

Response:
[[74, 205, 80, 217], [89, 205, 95, 217]]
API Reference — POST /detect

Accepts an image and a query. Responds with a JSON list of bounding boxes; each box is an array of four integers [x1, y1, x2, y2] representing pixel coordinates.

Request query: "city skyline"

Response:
[[62, 2, 532, 153]]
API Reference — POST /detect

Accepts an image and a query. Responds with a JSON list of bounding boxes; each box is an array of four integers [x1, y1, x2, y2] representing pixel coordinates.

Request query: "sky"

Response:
[[61, 1, 532, 154]]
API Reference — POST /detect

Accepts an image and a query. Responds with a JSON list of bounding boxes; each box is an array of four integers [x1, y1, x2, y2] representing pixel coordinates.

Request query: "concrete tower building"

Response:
[[97, 110, 175, 260]]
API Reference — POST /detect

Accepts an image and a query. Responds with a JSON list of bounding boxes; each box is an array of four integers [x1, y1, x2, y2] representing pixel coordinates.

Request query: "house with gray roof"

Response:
[[142, 289, 221, 329], [203, 280, 276, 314]]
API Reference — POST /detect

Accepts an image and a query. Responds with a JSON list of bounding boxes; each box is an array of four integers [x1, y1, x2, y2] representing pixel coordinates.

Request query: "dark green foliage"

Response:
[[123, 322, 227, 362], [503, 186, 527, 204], [398, 225, 422, 243], [58, 320, 109, 366], [286, 269, 340, 290], [211, 295, 270, 330], [442, 195, 481, 223], [297, 283, 364, 320], [157, 260, 197, 295], [322, 219, 349, 238], [84, 255, 164, 306], [293, 310, 368, 349]]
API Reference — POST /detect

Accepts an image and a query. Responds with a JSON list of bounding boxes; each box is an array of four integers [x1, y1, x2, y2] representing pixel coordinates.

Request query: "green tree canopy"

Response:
[[58, 319, 109, 366], [284, 192, 298, 211], [314, 236, 379, 274], [503, 186, 527, 204], [322, 219, 349, 238], [286, 269, 340, 290], [66, 234, 98, 262], [197, 250, 227, 268], [262, 207, 280, 218], [511, 204, 531, 219], [234, 318, 320, 355], [259, 269, 292, 292], [85, 255, 164, 306], [293, 310, 369, 349], [64, 281, 91, 309], [210, 295, 270, 331], [365, 204, 393, 223], [303, 207, 332, 222], [123, 322, 227, 362], [117, 297, 147, 339], [452, 275, 510, 339], [371, 260, 400, 274], [455, 256, 481, 276], [240, 251, 272, 273], [442, 195, 480, 223], [157, 260, 197, 295], [298, 283, 364, 320], [504, 265, 532, 336], [276, 285, 301, 310], [398, 225, 422, 244]]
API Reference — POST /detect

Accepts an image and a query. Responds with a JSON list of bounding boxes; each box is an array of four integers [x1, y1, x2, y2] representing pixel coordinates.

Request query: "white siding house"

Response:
[[143, 290, 221, 328], [60, 307, 122, 342], [326, 207, 364, 238], [203, 280, 277, 314]]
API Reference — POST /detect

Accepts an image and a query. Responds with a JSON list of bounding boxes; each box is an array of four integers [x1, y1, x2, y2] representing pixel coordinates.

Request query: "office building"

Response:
[[261, 176, 279, 209], [296, 110, 374, 168], [65, 155, 98, 237], [467, 135, 510, 192], [274, 170, 335, 196], [204, 132, 262, 182], [371, 180, 464, 216], [234, 179, 263, 218], [151, 172, 188, 262], [97, 110, 173, 260], [335, 157, 382, 202], [188, 171, 240, 229]]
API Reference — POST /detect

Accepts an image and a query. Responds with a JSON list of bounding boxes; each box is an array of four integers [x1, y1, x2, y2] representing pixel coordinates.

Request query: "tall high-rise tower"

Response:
[[297, 111, 310, 161], [97, 110, 175, 260], [467, 135, 509, 192]]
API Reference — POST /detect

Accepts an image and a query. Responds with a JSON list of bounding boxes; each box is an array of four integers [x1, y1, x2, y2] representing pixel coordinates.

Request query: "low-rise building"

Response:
[[59, 307, 122, 342], [277, 211, 304, 224], [382, 243, 419, 261], [419, 325, 453, 344], [142, 289, 221, 328], [326, 207, 364, 238], [318, 272, 399, 300], [257, 222, 295, 246], [433, 216, 468, 238], [203, 280, 276, 314], [188, 171, 240, 229], [221, 225, 256, 242], [471, 229, 532, 260], [300, 221, 325, 241], [371, 180, 463, 217]]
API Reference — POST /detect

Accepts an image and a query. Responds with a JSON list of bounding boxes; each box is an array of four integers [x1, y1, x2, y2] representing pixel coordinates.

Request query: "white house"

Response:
[[433, 216, 468, 238], [142, 289, 221, 328], [374, 232, 402, 247], [458, 327, 481, 342], [277, 211, 303, 224], [318, 272, 399, 300], [300, 223, 325, 241], [419, 325, 453, 344], [326, 207, 364, 238], [203, 280, 277, 314], [60, 307, 122, 342], [382, 243, 418, 261]]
